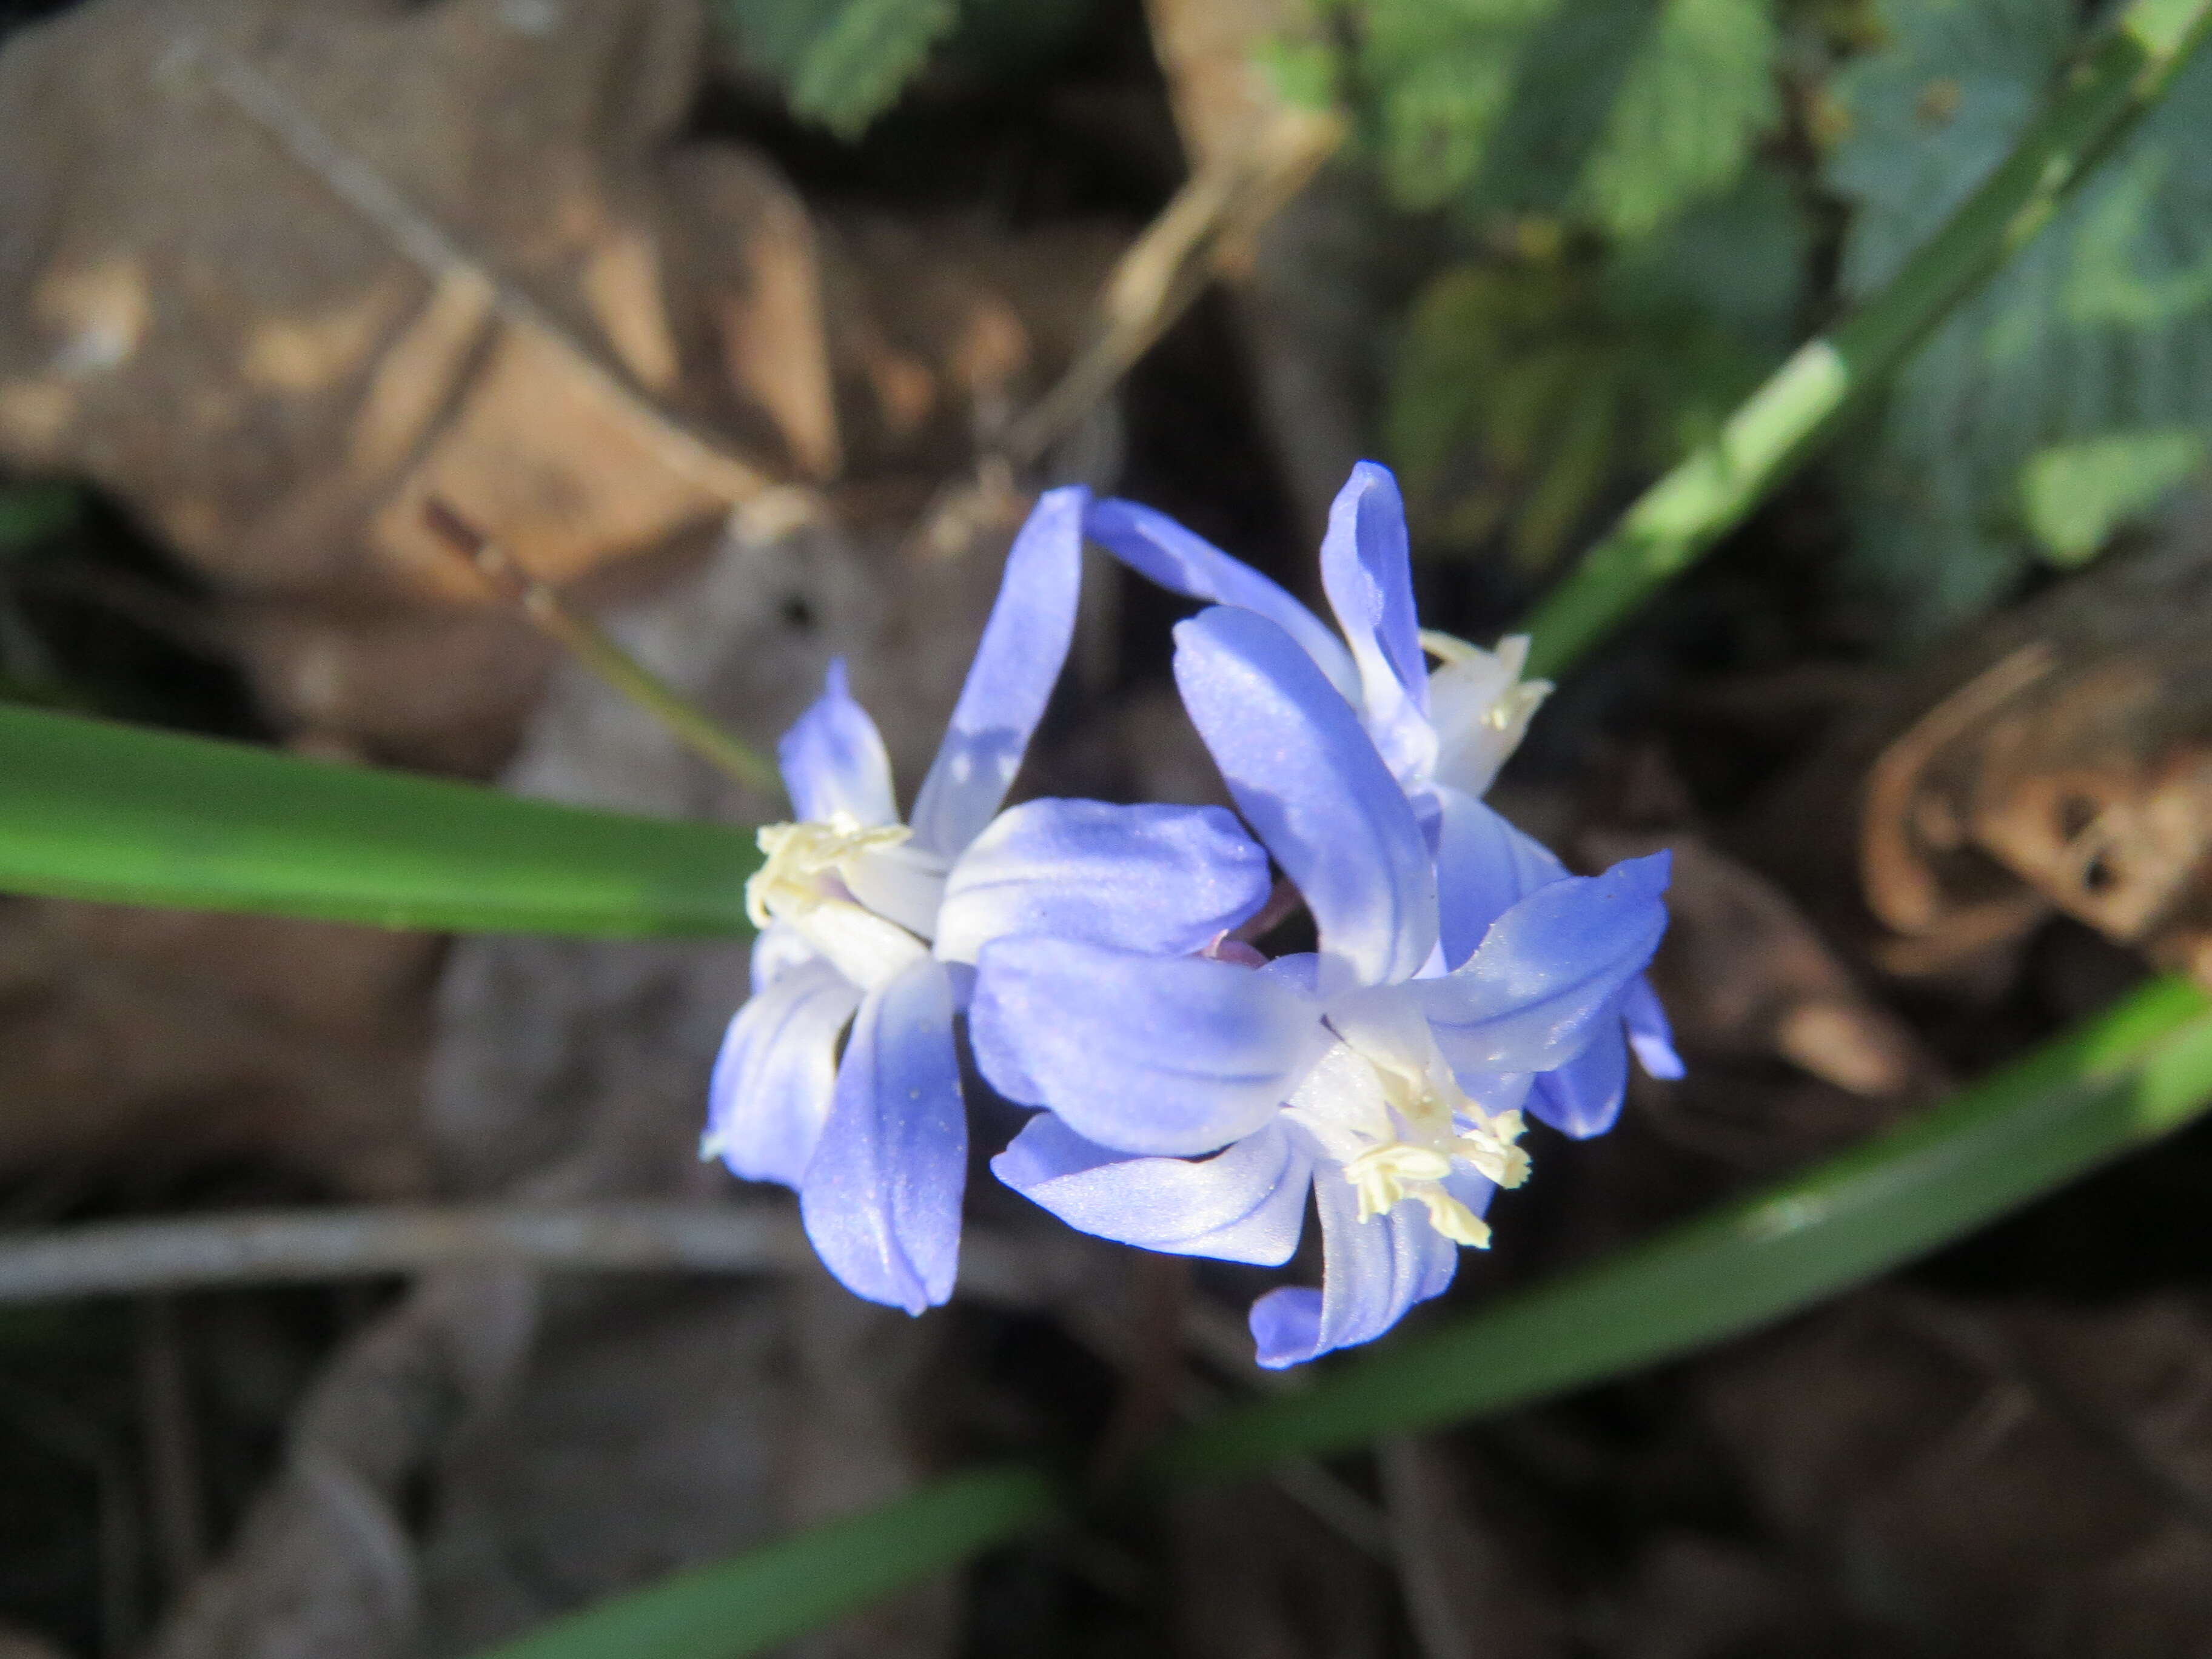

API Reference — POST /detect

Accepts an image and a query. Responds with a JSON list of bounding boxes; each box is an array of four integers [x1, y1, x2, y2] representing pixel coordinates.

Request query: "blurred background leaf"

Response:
[[709, 0, 962, 137], [1361, 0, 1777, 232], [1338, 0, 1797, 569], [1828, 0, 2212, 632], [1385, 166, 1805, 568]]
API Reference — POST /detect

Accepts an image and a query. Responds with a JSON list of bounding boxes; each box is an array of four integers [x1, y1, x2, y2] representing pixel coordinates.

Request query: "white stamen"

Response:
[[1421, 631, 1552, 799], [746, 813, 913, 928], [1287, 1019, 1533, 1253], [746, 813, 930, 990]]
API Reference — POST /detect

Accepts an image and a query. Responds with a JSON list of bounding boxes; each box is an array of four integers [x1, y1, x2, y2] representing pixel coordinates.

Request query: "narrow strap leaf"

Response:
[[1519, 0, 2212, 679], [469, 1465, 1059, 1659], [0, 705, 759, 937], [1153, 975, 2212, 1481]]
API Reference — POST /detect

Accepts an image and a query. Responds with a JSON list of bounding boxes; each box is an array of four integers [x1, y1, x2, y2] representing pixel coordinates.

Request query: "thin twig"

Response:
[[1000, 107, 1341, 471], [908, 107, 1342, 558], [0, 1379, 142, 1657], [1896, 1298, 2212, 1540], [421, 499, 783, 796], [133, 1298, 207, 1601], [0, 1203, 1081, 1310], [1377, 1437, 1476, 1659]]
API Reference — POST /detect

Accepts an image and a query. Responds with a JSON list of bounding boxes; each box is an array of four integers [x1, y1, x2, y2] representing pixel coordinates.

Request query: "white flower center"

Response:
[[746, 813, 931, 991], [1285, 1022, 1531, 1251], [746, 813, 914, 927]]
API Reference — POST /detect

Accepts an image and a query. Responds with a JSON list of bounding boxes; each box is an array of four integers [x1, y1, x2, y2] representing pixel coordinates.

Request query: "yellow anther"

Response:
[[1414, 1190, 1492, 1248], [1344, 1142, 1451, 1221], [745, 812, 913, 928], [1455, 1108, 1532, 1189]]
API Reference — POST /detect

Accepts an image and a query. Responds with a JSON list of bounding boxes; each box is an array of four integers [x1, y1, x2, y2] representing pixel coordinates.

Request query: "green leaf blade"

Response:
[[470, 1466, 1057, 1659], [0, 706, 759, 937], [1158, 975, 2212, 1481]]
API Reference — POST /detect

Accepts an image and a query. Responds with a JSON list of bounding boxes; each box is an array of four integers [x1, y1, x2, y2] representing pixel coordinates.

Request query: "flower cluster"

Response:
[[703, 463, 1678, 1365]]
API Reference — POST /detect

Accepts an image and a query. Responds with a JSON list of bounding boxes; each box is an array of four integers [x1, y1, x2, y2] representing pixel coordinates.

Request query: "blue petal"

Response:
[[1528, 1014, 1628, 1139], [778, 660, 897, 826], [1432, 786, 1567, 971], [797, 959, 966, 1315], [1415, 853, 1671, 1075], [908, 488, 1087, 860], [1624, 976, 1685, 1078], [1248, 1162, 1458, 1368], [1173, 606, 1438, 987], [969, 936, 1327, 1157], [934, 798, 1270, 965], [1318, 463, 1432, 780], [704, 960, 862, 1187], [1082, 495, 1359, 699], [749, 919, 822, 996], [992, 1113, 1312, 1265]]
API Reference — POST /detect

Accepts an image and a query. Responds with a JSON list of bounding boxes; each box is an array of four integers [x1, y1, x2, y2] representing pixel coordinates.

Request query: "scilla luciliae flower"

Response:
[[703, 488, 1271, 1314], [971, 606, 1672, 1365], [1084, 461, 1683, 1136]]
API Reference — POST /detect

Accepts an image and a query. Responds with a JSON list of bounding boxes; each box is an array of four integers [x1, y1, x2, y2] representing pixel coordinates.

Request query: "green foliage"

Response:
[[1828, 0, 2212, 629], [0, 481, 80, 552], [712, 0, 960, 138], [1351, 0, 1790, 566], [1386, 166, 1805, 566], [470, 1466, 1056, 1659], [1361, 0, 1778, 235], [2020, 427, 2207, 563], [0, 705, 760, 937]]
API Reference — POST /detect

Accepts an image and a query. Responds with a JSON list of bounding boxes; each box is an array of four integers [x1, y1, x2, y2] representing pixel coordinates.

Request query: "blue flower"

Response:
[[703, 488, 1272, 1314], [973, 606, 1672, 1365], [1085, 462, 1683, 1136]]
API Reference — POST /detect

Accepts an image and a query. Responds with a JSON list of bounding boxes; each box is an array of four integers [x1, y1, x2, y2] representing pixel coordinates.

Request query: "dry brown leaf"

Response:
[[1584, 830, 1939, 1101], [1852, 529, 2212, 986], [0, 900, 435, 1201], [1697, 1289, 2212, 1656]]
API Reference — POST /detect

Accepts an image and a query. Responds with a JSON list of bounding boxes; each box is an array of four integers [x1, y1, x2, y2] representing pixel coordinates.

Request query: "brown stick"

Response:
[[0, 1202, 1083, 1310]]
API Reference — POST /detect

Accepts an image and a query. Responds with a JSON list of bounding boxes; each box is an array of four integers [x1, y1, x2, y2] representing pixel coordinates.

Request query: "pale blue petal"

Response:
[[992, 1113, 1312, 1265], [778, 660, 897, 826], [1249, 1163, 1458, 1369], [1318, 463, 1432, 780], [1173, 607, 1438, 987], [1432, 786, 1567, 971], [1529, 1016, 1628, 1139], [1416, 853, 1671, 1075], [934, 799, 1269, 965], [1082, 495, 1359, 698], [1258, 951, 1324, 997], [797, 959, 965, 1315], [969, 936, 1327, 1157], [749, 919, 822, 996], [705, 960, 862, 1187], [908, 487, 1088, 860], [1624, 976, 1685, 1078]]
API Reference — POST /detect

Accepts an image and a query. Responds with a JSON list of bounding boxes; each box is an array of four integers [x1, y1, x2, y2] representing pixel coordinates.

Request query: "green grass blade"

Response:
[[1518, 0, 2212, 679], [0, 705, 759, 936], [469, 1466, 1059, 1659], [1155, 975, 2212, 1481]]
